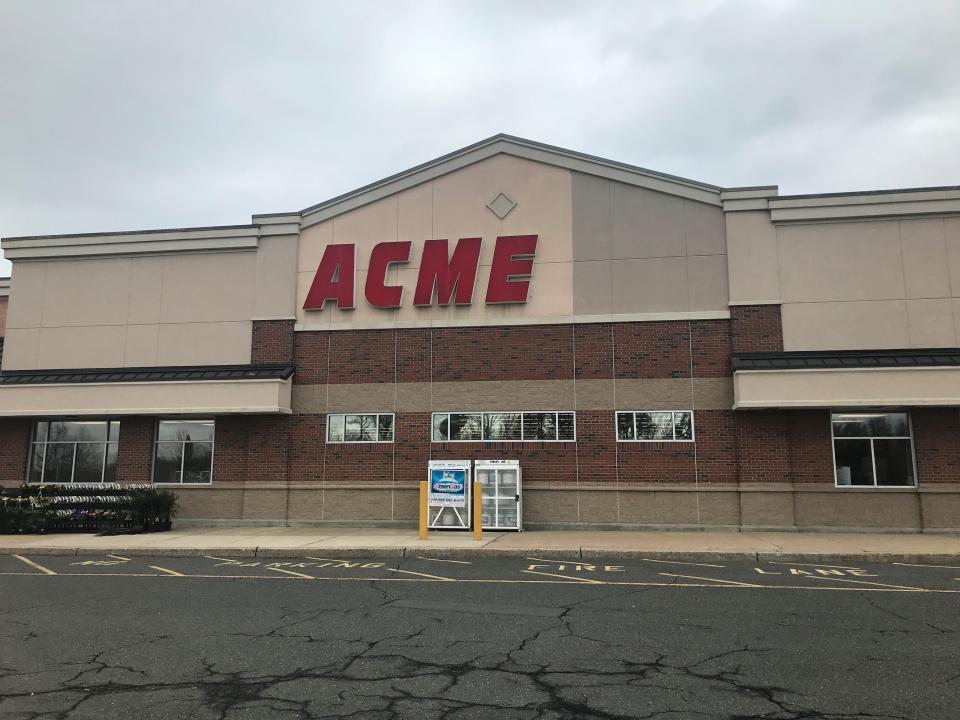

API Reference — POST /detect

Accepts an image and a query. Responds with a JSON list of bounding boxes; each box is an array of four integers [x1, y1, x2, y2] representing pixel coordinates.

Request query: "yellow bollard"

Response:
[[473, 481, 482, 541], [419, 480, 429, 540]]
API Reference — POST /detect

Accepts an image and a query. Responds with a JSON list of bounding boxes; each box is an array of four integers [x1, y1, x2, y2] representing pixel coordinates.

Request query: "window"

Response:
[[616, 411, 694, 442], [432, 412, 575, 442], [154, 419, 215, 484], [831, 412, 915, 487], [28, 420, 120, 483], [326, 413, 395, 443]]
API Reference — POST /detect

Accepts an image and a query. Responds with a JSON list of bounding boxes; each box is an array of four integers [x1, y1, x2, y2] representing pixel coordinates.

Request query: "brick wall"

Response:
[[115, 417, 155, 484], [730, 305, 783, 353], [734, 409, 833, 484], [281, 320, 851, 489], [0, 418, 31, 486], [251, 320, 295, 365], [214, 415, 291, 484], [912, 408, 960, 483]]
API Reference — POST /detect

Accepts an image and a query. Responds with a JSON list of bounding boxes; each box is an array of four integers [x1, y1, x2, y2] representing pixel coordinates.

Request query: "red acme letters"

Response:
[[303, 235, 538, 311]]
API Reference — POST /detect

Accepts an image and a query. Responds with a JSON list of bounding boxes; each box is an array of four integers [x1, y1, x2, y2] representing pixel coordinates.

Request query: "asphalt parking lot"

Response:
[[1, 553, 958, 718]]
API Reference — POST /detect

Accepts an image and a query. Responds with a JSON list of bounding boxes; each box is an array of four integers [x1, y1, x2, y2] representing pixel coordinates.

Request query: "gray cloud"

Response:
[[2, 0, 958, 275]]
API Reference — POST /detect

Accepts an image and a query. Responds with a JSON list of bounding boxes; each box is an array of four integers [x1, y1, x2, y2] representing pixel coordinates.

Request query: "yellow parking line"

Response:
[[894, 562, 960, 570], [802, 574, 927, 591], [526, 556, 578, 564], [416, 557, 471, 564], [767, 561, 863, 570], [265, 566, 315, 579], [522, 569, 604, 584], [659, 573, 761, 588], [388, 568, 455, 582], [12, 555, 57, 576], [149, 566, 185, 577], [642, 558, 726, 569], [107, 555, 131, 562]]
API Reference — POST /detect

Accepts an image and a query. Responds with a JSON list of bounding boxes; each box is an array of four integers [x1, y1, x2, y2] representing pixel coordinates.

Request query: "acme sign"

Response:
[[303, 235, 538, 310]]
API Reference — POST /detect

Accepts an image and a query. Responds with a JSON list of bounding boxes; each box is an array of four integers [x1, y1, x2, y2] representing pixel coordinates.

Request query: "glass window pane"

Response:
[[34, 422, 48, 443], [478, 469, 496, 497], [158, 420, 214, 443], [523, 413, 557, 441], [834, 439, 874, 486], [104, 443, 118, 483], [377, 415, 394, 442], [637, 412, 673, 440], [674, 412, 693, 441], [345, 414, 376, 441], [327, 415, 345, 442], [873, 439, 915, 486], [182, 442, 213, 483], [45, 443, 75, 483], [28, 444, 45, 484], [154, 442, 183, 483], [49, 420, 108, 443], [499, 469, 518, 494], [832, 412, 909, 438], [432, 414, 449, 442], [497, 498, 519, 528], [616, 412, 635, 441], [558, 413, 576, 441], [74, 442, 105, 483], [483, 413, 522, 441], [450, 413, 482, 441]]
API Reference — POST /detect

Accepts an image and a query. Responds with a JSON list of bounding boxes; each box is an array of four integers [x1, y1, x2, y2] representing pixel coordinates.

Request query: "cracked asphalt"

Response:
[[1, 554, 958, 719]]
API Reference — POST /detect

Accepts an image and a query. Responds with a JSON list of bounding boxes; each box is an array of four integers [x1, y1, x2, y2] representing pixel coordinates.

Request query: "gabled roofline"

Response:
[[255, 133, 725, 229]]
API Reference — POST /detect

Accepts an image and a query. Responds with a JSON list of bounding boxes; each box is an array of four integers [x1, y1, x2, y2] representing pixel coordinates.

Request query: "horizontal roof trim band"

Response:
[[732, 349, 960, 371], [0, 363, 295, 385]]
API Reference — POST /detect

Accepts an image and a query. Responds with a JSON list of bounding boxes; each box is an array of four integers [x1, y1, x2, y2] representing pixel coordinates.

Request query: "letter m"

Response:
[[413, 238, 482, 306]]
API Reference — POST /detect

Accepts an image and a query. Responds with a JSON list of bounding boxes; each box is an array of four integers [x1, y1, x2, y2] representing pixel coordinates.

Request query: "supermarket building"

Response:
[[2, 134, 960, 531]]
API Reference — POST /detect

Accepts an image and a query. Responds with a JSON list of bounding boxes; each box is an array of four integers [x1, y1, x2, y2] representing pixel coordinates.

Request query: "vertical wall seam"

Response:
[[392, 328, 398, 520], [571, 324, 580, 521], [688, 320, 701, 525], [321, 332, 331, 518]]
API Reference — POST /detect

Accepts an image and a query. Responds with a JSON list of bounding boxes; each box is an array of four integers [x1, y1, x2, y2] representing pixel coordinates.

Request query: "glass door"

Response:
[[476, 462, 521, 530]]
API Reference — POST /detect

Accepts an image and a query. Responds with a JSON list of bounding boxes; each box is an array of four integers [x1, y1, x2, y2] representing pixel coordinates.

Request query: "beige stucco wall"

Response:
[[727, 213, 960, 351], [0, 378, 292, 416], [2, 252, 258, 370], [295, 156, 730, 329], [572, 172, 728, 318], [734, 366, 960, 408]]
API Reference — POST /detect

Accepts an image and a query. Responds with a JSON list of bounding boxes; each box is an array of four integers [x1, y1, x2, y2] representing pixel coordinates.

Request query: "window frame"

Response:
[[152, 418, 216, 486], [431, 411, 576, 443], [325, 413, 396, 444], [26, 419, 122, 484], [614, 410, 695, 443], [830, 410, 917, 489]]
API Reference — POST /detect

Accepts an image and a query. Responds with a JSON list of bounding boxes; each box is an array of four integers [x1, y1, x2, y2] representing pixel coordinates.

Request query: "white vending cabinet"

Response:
[[475, 460, 522, 531]]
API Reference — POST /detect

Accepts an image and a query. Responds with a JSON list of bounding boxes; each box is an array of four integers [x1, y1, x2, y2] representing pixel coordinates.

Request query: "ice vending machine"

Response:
[[475, 460, 522, 531], [427, 460, 472, 530]]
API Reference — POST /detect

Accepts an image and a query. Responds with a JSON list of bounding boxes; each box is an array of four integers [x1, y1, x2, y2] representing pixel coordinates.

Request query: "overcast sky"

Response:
[[1, 0, 959, 275]]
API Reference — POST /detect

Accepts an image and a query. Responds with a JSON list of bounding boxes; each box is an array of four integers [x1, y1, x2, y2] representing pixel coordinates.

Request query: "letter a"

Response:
[[303, 244, 356, 310]]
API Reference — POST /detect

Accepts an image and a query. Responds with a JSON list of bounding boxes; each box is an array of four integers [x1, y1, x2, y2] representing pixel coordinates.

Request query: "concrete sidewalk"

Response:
[[2, 527, 960, 563]]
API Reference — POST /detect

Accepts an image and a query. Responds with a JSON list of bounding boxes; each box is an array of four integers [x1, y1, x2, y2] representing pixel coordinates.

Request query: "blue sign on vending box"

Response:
[[429, 469, 467, 507]]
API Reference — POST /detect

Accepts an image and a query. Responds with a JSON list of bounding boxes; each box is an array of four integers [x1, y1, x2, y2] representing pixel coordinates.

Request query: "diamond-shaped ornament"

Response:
[[486, 192, 517, 220]]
